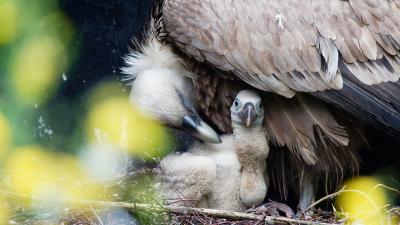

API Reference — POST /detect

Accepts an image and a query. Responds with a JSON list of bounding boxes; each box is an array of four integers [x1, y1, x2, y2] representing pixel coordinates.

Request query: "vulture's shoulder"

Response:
[[163, 0, 400, 95], [163, 0, 400, 136]]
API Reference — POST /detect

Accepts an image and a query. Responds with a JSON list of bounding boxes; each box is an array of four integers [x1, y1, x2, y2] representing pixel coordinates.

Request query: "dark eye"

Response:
[[234, 99, 239, 107], [258, 102, 263, 109]]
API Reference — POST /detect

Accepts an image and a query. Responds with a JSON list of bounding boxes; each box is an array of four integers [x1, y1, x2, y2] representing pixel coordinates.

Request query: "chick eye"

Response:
[[257, 102, 263, 109], [234, 99, 239, 107]]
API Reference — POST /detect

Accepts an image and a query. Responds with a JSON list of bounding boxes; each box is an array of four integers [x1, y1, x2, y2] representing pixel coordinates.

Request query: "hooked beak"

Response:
[[181, 115, 222, 143], [240, 103, 257, 128]]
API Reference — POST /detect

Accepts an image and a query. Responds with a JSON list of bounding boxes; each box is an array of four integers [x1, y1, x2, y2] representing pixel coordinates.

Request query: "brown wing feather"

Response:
[[264, 94, 350, 166], [163, 0, 400, 96], [191, 62, 239, 133], [267, 107, 361, 200]]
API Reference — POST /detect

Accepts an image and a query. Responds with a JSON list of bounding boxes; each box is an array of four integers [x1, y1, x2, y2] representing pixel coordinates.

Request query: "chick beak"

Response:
[[240, 103, 257, 128], [181, 115, 222, 143]]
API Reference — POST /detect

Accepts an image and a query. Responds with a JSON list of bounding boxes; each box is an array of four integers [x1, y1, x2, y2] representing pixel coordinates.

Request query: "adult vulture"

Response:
[[124, 0, 400, 211]]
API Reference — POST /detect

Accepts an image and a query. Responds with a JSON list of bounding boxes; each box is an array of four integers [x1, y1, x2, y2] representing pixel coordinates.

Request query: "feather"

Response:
[[313, 59, 400, 138], [163, 0, 400, 92], [162, 0, 400, 136], [316, 37, 340, 85]]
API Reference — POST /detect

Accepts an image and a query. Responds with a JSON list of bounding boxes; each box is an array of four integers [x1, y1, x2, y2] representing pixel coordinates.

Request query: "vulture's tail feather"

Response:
[[313, 59, 400, 139], [266, 94, 359, 202], [264, 94, 350, 167]]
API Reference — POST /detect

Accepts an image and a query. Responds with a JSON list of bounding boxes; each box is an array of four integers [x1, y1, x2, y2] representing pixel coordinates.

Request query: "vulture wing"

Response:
[[162, 0, 400, 135], [192, 64, 350, 166]]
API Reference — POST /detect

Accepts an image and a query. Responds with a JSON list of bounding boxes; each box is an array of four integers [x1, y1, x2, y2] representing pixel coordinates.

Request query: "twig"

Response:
[[369, 184, 400, 195], [0, 190, 341, 225], [87, 201, 104, 225], [306, 186, 344, 212], [307, 183, 400, 213], [305, 186, 378, 212], [387, 207, 400, 216]]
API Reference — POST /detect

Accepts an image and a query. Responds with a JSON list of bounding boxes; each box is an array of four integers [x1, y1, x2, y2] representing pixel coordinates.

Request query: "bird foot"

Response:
[[246, 200, 295, 218], [295, 207, 314, 220]]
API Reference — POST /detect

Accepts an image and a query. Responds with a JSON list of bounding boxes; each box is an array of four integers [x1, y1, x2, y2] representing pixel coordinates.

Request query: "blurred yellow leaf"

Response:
[[0, 173, 10, 223], [35, 12, 75, 47], [0, 0, 19, 45], [335, 177, 389, 225], [85, 96, 171, 160], [88, 81, 129, 107], [58, 155, 106, 202], [5, 146, 107, 209], [0, 113, 11, 159], [6, 146, 59, 198], [0, 196, 10, 225], [10, 37, 66, 105]]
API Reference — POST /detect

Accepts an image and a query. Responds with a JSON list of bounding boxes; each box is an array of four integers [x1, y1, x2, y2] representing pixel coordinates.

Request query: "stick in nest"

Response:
[[0, 190, 342, 225], [305, 184, 400, 212]]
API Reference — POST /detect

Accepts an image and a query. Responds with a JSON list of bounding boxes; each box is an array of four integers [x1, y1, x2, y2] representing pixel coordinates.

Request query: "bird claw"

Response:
[[246, 200, 295, 218], [265, 200, 296, 218], [295, 208, 314, 220]]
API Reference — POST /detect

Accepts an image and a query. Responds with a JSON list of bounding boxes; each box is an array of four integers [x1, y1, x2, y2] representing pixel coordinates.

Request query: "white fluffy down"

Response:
[[158, 135, 246, 211], [122, 35, 196, 125], [159, 153, 217, 207], [121, 36, 193, 82], [158, 90, 269, 211], [129, 67, 192, 126]]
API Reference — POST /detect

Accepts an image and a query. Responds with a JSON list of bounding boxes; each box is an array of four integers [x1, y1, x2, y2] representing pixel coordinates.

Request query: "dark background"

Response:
[[59, 0, 154, 99]]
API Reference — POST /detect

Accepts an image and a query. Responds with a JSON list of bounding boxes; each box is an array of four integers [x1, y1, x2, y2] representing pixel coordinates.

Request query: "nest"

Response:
[[169, 206, 342, 225]]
